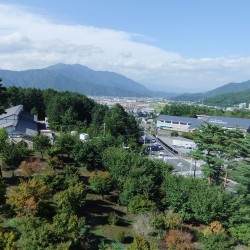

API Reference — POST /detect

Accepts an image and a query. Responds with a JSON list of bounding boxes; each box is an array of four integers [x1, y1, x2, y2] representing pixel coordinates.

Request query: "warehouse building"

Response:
[[156, 114, 250, 132]]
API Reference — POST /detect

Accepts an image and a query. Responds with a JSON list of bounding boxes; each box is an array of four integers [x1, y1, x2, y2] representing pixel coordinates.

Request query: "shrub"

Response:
[[170, 131, 178, 137], [21, 159, 40, 176], [133, 213, 154, 237], [229, 224, 250, 246], [89, 171, 113, 199], [127, 237, 156, 250], [116, 231, 125, 243], [165, 229, 194, 250], [203, 221, 232, 250], [151, 211, 182, 235], [107, 212, 119, 225], [128, 196, 156, 214], [202, 232, 231, 250]]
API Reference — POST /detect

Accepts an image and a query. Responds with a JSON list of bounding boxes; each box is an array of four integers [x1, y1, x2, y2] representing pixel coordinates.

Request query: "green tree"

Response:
[[151, 211, 182, 235], [55, 182, 86, 213], [55, 133, 78, 158], [128, 195, 156, 214], [192, 123, 227, 185], [13, 216, 53, 250], [52, 212, 86, 246], [0, 129, 8, 177], [127, 237, 156, 250], [0, 230, 17, 250], [229, 224, 250, 246], [89, 171, 113, 199], [0, 128, 8, 151], [222, 129, 250, 187], [0, 178, 6, 205], [61, 107, 78, 126], [163, 174, 236, 224], [203, 222, 231, 250], [229, 161, 250, 246], [0, 79, 7, 115], [104, 104, 140, 140], [72, 138, 105, 170], [32, 133, 51, 158], [2, 142, 27, 177]]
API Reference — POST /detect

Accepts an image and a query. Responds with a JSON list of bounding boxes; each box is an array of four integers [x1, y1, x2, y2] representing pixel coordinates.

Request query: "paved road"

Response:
[[145, 133, 202, 177]]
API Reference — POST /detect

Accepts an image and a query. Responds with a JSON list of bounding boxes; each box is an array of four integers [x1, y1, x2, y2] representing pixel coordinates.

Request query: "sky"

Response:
[[0, 0, 250, 93]]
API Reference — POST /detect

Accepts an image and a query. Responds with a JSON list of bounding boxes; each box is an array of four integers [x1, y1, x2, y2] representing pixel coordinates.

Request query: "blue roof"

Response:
[[157, 114, 250, 130], [0, 105, 38, 137]]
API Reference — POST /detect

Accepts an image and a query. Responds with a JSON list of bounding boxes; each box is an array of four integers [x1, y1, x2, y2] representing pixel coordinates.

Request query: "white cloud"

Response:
[[1, 3, 250, 92]]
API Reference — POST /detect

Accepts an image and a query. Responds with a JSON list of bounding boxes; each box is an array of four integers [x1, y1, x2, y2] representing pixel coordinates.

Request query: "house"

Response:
[[0, 105, 38, 138]]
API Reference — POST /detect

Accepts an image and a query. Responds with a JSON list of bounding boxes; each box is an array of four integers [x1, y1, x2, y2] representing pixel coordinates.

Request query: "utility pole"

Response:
[[103, 123, 106, 138], [190, 157, 193, 175], [144, 127, 146, 145]]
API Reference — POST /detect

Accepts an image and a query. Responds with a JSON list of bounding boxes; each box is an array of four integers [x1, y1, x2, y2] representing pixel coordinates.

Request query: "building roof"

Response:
[[157, 114, 250, 130], [0, 105, 23, 129], [0, 105, 23, 119]]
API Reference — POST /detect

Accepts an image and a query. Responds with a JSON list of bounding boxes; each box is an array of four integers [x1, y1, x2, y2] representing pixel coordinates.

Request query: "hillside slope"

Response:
[[0, 64, 152, 97], [173, 80, 250, 101]]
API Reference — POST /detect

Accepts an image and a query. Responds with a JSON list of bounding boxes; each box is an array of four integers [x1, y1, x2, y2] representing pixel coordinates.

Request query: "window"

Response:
[[172, 121, 179, 124]]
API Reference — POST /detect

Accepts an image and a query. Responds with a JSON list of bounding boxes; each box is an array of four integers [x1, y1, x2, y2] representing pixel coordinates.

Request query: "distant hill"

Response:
[[204, 88, 250, 107], [205, 80, 250, 97], [173, 80, 250, 102], [0, 63, 176, 98]]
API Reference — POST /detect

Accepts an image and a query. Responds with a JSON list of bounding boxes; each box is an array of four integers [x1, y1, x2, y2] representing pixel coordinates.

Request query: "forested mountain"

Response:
[[204, 88, 250, 107], [173, 79, 250, 102], [205, 79, 250, 97], [0, 64, 175, 98]]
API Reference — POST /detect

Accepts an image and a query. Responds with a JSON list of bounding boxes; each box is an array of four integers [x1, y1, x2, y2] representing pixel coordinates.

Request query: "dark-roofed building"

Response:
[[0, 105, 38, 138], [157, 114, 250, 132]]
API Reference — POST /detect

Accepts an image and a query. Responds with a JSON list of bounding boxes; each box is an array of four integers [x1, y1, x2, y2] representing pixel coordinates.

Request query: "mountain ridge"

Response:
[[0, 63, 175, 98], [173, 79, 250, 102]]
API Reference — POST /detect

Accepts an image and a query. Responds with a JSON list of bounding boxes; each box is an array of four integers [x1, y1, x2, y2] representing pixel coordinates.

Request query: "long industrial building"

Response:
[[156, 114, 250, 132]]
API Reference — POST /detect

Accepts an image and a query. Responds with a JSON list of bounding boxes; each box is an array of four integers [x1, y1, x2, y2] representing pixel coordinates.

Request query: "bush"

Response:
[[89, 171, 113, 199], [182, 132, 194, 140], [151, 211, 182, 235], [170, 131, 178, 137], [116, 231, 125, 243], [128, 196, 156, 214], [107, 212, 119, 225], [127, 237, 156, 250], [229, 224, 250, 246], [133, 213, 154, 237], [203, 221, 232, 250], [165, 230, 194, 250], [202, 232, 231, 250]]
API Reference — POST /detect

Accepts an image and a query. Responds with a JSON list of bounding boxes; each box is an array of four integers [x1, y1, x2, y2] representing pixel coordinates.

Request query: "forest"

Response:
[[161, 103, 250, 119], [0, 82, 249, 249]]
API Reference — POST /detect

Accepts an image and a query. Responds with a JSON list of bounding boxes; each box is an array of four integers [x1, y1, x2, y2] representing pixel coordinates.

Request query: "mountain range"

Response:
[[1, 63, 250, 103], [0, 64, 174, 98], [173, 80, 250, 103]]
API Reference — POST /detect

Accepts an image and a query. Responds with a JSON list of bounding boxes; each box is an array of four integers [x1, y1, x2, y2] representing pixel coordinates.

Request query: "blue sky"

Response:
[[0, 0, 250, 92]]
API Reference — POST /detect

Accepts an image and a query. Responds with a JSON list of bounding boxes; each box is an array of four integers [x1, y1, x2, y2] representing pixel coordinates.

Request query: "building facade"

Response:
[[157, 114, 250, 132], [0, 105, 38, 138]]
